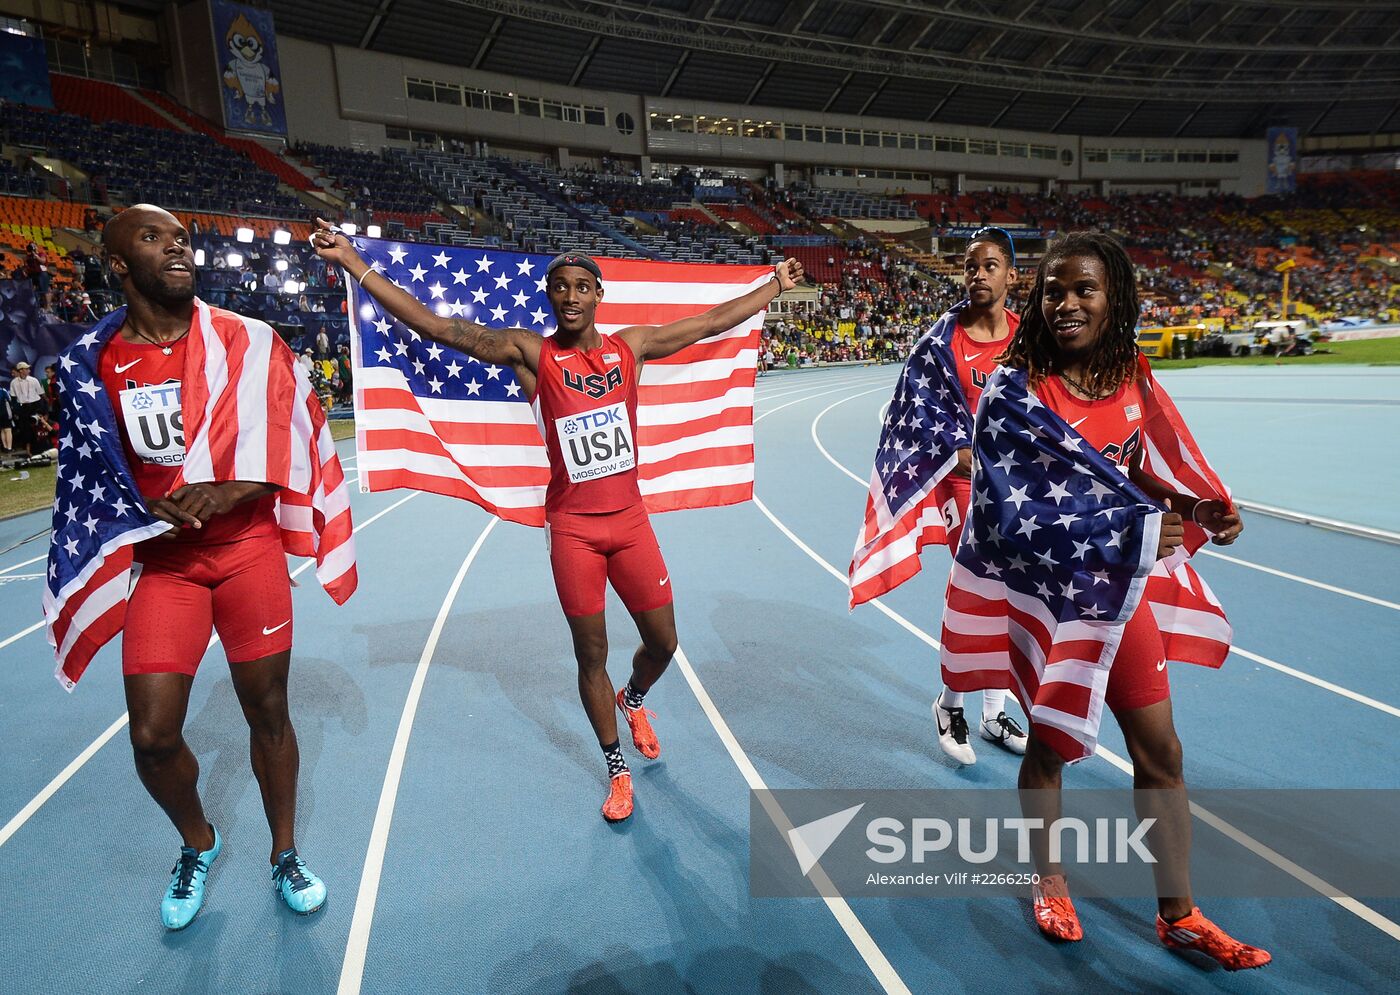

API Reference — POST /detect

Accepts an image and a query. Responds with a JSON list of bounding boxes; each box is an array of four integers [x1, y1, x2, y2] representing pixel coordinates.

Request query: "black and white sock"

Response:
[[622, 680, 646, 711], [602, 740, 628, 779]]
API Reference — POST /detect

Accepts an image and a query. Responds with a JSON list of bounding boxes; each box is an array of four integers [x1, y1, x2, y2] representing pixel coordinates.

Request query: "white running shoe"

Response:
[[932, 699, 976, 765], [980, 711, 1028, 754]]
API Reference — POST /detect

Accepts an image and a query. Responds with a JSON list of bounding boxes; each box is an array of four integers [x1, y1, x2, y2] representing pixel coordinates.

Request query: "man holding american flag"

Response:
[[311, 220, 802, 822], [44, 206, 355, 930], [942, 231, 1269, 970]]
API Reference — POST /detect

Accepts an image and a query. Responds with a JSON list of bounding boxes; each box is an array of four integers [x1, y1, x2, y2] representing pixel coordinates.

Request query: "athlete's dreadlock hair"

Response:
[[1003, 230, 1141, 396]]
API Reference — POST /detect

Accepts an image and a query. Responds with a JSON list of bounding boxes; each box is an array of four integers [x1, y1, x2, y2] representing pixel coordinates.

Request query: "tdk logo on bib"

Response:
[[118, 381, 186, 465], [556, 401, 635, 484]]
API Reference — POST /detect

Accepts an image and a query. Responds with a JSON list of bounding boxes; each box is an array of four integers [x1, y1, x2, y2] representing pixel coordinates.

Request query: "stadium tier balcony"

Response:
[[295, 142, 440, 215], [790, 183, 918, 221], [0, 102, 305, 219]]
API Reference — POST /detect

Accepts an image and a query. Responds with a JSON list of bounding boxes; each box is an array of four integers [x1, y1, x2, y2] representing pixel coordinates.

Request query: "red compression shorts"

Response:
[[122, 532, 294, 676], [546, 503, 672, 618], [1103, 600, 1170, 714]]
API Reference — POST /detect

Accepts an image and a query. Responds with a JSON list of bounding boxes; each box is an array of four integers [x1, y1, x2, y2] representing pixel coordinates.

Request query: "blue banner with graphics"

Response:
[[1267, 127, 1298, 195], [0, 32, 54, 108], [211, 0, 286, 135]]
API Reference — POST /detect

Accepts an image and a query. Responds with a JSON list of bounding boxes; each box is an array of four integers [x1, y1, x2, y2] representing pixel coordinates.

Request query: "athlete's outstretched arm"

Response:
[[621, 258, 803, 363], [309, 219, 542, 375]]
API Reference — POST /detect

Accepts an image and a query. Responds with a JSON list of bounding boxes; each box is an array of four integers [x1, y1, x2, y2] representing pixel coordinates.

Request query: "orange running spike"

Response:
[[602, 772, 633, 823], [616, 689, 661, 759], [1032, 874, 1083, 942], [1157, 907, 1272, 971]]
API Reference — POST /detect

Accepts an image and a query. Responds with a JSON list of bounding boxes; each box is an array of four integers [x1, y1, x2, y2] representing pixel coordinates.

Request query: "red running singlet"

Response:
[[952, 309, 1019, 413], [531, 332, 643, 514], [1037, 374, 1147, 470]]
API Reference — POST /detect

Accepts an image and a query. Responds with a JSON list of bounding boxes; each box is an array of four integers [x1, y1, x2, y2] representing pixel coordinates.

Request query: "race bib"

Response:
[[118, 382, 185, 465], [941, 495, 962, 532], [555, 401, 635, 484]]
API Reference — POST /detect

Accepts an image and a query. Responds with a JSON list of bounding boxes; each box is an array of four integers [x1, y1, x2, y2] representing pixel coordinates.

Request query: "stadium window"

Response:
[[518, 96, 541, 116], [467, 90, 488, 110], [1001, 142, 1029, 158], [489, 92, 515, 113], [542, 101, 564, 120], [881, 133, 897, 148], [584, 107, 605, 126], [1208, 150, 1237, 163], [1030, 145, 1057, 160], [916, 136, 933, 151], [1109, 149, 1141, 162], [899, 134, 915, 150], [406, 79, 435, 102], [1143, 149, 1174, 163], [845, 129, 861, 145], [649, 114, 671, 132], [563, 105, 584, 124], [1084, 148, 1108, 162], [968, 139, 997, 156], [863, 131, 880, 147], [936, 137, 966, 154], [436, 83, 463, 106], [1178, 150, 1208, 162]]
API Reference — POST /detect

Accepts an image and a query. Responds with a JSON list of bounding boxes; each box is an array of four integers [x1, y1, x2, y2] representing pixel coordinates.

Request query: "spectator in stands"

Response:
[[335, 345, 352, 405], [81, 249, 108, 313], [0, 381, 12, 453], [298, 348, 315, 375], [24, 242, 51, 309], [315, 326, 329, 358], [9, 361, 45, 454], [41, 364, 61, 420]]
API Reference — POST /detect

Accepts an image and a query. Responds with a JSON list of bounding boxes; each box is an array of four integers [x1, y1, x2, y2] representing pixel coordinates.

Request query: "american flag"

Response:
[[43, 301, 356, 691], [849, 304, 972, 606], [940, 358, 1233, 762], [346, 238, 772, 526]]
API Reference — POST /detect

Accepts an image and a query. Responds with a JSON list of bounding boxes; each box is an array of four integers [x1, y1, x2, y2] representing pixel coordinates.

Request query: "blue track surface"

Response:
[[0, 365, 1396, 993]]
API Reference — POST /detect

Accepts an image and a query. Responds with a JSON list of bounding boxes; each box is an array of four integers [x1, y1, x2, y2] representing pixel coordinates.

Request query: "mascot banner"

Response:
[[210, 0, 286, 135], [1266, 127, 1297, 195]]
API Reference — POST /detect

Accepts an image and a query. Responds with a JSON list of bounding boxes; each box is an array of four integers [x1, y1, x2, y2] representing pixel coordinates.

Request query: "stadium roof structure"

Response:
[[259, 0, 1400, 138]]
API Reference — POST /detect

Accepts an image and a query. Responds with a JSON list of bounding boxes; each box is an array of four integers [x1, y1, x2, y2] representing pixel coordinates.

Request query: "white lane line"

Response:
[[673, 645, 911, 995], [1195, 548, 1400, 613], [336, 518, 496, 995], [0, 621, 43, 653], [752, 475, 1400, 942], [757, 375, 886, 403], [1233, 500, 1400, 546], [0, 492, 420, 850], [0, 554, 45, 576], [808, 389, 1400, 718], [0, 713, 131, 849]]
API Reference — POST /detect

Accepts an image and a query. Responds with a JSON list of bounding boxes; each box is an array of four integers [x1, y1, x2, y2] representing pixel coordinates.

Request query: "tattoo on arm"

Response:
[[439, 319, 526, 367]]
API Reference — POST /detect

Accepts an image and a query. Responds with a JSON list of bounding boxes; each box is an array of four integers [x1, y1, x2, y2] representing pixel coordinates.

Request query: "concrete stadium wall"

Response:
[[276, 36, 1267, 197]]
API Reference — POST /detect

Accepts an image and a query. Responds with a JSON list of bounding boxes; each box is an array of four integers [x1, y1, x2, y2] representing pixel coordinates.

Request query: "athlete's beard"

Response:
[[128, 264, 196, 308]]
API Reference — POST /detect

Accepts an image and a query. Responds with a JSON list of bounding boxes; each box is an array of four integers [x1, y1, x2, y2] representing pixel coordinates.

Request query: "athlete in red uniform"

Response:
[[932, 227, 1029, 764], [312, 221, 802, 821], [998, 231, 1267, 970], [98, 205, 327, 929]]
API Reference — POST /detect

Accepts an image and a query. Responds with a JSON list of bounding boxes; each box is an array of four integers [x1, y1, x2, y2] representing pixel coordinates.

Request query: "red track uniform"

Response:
[[100, 332, 291, 675], [1038, 373, 1168, 712], [943, 309, 1019, 546], [532, 333, 671, 618]]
